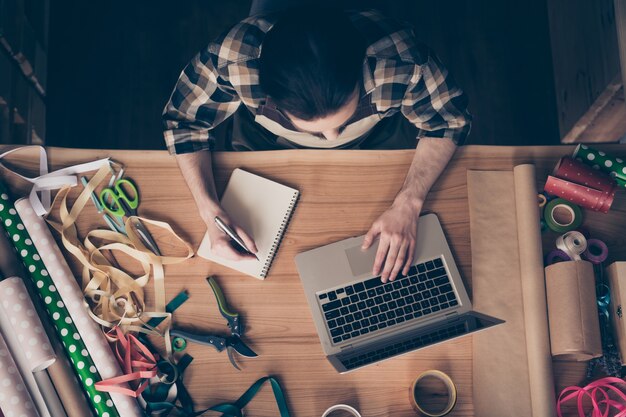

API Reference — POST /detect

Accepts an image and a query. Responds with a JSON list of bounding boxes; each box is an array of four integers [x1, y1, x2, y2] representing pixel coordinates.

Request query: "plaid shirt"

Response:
[[163, 10, 472, 154]]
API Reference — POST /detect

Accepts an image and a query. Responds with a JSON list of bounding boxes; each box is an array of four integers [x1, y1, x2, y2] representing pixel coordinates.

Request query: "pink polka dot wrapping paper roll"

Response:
[[0, 277, 56, 372], [544, 156, 617, 213], [14, 198, 143, 417], [544, 176, 615, 213], [0, 186, 119, 417], [0, 330, 41, 417]]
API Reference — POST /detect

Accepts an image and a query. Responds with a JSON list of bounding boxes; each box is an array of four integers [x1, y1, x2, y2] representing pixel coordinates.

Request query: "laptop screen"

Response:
[[338, 312, 501, 371]]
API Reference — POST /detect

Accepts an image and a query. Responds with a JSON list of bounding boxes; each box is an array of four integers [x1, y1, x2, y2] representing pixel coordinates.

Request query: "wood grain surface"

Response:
[[1, 145, 626, 416]]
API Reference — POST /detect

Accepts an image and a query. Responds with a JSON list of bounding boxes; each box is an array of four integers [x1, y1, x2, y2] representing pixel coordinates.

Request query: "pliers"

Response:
[[170, 277, 257, 370]]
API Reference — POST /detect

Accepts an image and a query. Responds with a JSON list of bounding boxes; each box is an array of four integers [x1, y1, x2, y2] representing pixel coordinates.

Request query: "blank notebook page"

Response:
[[197, 168, 299, 280]]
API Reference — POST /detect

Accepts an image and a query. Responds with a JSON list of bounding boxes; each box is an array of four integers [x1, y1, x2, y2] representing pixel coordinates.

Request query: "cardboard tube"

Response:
[[545, 261, 602, 360], [513, 164, 556, 417], [46, 338, 96, 417]]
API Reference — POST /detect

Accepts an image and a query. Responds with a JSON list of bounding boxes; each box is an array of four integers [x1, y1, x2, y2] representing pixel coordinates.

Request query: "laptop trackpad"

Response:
[[345, 242, 378, 277]]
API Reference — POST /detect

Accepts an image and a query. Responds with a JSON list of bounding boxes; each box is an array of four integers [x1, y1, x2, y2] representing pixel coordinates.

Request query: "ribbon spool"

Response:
[[545, 249, 572, 265], [409, 370, 457, 417], [321, 404, 362, 417], [584, 239, 609, 265], [544, 198, 583, 233], [556, 231, 587, 261]]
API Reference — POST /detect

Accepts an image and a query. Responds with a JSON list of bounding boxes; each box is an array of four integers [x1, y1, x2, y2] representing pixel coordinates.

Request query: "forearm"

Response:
[[394, 137, 457, 210], [175, 151, 221, 225]]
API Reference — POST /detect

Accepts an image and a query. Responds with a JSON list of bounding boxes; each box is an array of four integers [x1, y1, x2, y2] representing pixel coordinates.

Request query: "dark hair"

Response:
[[259, 7, 366, 121]]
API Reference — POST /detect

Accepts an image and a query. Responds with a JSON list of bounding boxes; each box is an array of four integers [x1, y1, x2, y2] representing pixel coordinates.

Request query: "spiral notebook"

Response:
[[197, 168, 299, 280]]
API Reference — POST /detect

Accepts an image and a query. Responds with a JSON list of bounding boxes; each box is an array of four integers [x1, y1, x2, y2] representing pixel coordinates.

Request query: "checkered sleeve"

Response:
[[401, 48, 472, 146], [162, 47, 242, 155]]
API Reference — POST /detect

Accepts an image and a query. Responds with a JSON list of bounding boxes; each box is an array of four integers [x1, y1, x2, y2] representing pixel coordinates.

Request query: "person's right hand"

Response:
[[204, 209, 258, 261]]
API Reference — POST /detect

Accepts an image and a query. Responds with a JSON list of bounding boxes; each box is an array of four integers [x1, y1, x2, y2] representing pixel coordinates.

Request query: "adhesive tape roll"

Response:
[[544, 198, 583, 233], [321, 404, 362, 417], [538, 193, 547, 208], [583, 239, 609, 264], [410, 370, 457, 417], [555, 231, 587, 261], [172, 337, 187, 352]]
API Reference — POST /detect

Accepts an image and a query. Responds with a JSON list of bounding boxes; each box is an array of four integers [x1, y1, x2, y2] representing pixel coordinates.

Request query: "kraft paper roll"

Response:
[[15, 198, 143, 417], [468, 164, 556, 417], [607, 263, 626, 363], [545, 261, 602, 361], [0, 277, 56, 372], [0, 185, 119, 417], [0, 331, 41, 417]]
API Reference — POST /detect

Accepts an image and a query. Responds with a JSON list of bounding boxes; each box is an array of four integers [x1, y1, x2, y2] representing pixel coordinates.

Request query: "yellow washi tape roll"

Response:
[[409, 370, 457, 417], [321, 404, 362, 417], [538, 193, 547, 208]]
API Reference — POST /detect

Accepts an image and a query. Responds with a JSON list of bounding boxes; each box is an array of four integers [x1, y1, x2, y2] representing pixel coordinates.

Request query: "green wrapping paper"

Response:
[[573, 144, 626, 186], [0, 185, 120, 417]]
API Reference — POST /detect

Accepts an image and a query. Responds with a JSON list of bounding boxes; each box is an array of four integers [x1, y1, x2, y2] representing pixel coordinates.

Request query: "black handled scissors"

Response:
[[170, 277, 257, 370]]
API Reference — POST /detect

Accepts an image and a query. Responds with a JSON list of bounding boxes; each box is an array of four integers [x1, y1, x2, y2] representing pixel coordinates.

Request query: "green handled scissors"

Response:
[[99, 178, 140, 218], [97, 177, 161, 256]]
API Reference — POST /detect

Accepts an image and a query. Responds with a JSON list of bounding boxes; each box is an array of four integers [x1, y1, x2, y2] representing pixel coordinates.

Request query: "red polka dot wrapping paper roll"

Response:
[[0, 185, 120, 417], [544, 157, 617, 213]]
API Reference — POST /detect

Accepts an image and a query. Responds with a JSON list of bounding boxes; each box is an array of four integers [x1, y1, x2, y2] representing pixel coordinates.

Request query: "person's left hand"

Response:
[[361, 200, 422, 283]]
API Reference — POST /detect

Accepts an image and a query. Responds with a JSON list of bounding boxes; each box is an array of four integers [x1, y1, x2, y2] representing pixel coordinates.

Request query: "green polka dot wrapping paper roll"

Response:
[[573, 144, 626, 186], [0, 186, 120, 417]]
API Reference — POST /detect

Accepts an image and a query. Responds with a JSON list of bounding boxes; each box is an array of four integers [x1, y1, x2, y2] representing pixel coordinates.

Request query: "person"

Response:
[[162, 6, 471, 282]]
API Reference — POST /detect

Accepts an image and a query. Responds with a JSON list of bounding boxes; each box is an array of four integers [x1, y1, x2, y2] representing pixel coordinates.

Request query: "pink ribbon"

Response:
[[95, 327, 158, 397], [558, 377, 626, 417]]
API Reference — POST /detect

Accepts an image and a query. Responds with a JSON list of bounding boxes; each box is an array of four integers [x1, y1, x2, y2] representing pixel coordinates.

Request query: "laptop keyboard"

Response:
[[317, 256, 459, 345], [341, 322, 467, 370]]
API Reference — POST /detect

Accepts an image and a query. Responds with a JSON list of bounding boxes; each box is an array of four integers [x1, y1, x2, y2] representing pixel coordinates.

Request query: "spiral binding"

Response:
[[260, 192, 300, 278]]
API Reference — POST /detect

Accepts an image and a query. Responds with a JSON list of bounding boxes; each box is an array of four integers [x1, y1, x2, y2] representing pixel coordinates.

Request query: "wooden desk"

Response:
[[2, 145, 626, 417]]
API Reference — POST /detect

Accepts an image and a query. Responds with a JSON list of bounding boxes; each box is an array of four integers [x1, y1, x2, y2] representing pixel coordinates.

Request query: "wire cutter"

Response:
[[170, 277, 257, 370]]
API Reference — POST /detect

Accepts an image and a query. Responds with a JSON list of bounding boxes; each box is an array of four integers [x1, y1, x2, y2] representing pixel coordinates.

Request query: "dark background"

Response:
[[45, 0, 619, 150]]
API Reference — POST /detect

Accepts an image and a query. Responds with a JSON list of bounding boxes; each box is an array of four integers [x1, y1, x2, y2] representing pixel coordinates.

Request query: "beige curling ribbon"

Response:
[[50, 163, 193, 350]]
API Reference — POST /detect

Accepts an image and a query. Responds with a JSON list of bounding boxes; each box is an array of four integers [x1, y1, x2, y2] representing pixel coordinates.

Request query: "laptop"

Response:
[[295, 213, 503, 373]]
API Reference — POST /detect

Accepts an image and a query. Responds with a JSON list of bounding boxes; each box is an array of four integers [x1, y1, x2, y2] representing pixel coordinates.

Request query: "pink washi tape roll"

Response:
[[0, 277, 55, 372], [0, 331, 41, 417]]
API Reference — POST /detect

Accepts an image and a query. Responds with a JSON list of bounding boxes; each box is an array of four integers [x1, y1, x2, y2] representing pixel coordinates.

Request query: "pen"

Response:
[[214, 216, 259, 260]]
